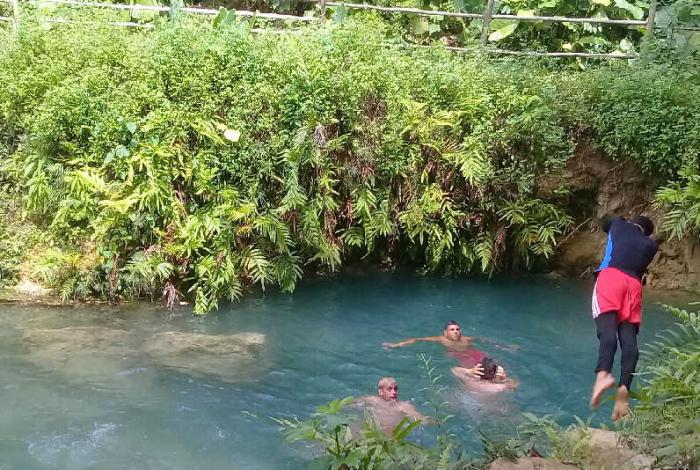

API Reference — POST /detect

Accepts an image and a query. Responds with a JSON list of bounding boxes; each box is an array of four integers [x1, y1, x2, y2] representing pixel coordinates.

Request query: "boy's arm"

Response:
[[383, 336, 442, 349]]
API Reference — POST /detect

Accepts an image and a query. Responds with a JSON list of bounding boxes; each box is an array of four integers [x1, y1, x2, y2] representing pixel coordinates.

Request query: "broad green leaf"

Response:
[[130, 0, 159, 22], [592, 0, 611, 5], [614, 0, 644, 20], [213, 7, 227, 27], [619, 38, 635, 52], [410, 17, 431, 35], [223, 10, 236, 27], [517, 9, 535, 16], [332, 4, 347, 22], [689, 32, 700, 48], [488, 22, 518, 41], [578, 35, 610, 46], [223, 129, 241, 142]]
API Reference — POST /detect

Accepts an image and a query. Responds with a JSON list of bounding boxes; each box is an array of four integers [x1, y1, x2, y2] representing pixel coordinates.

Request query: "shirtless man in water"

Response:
[[353, 377, 427, 432], [383, 320, 493, 377]]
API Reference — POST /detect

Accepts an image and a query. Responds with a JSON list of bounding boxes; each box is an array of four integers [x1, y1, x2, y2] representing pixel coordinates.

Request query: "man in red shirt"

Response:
[[590, 215, 658, 421]]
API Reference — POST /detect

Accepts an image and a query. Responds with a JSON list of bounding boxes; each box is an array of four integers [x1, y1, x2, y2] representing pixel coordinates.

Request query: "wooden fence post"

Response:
[[645, 0, 656, 36], [11, 0, 20, 32], [480, 0, 495, 46], [319, 0, 326, 23], [170, 0, 182, 23]]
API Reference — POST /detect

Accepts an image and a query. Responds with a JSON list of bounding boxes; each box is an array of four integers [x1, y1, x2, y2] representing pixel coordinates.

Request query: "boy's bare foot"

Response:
[[590, 371, 616, 408], [612, 386, 630, 421]]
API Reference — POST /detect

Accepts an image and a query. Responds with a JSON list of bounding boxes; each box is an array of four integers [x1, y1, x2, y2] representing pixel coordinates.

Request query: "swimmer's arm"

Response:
[[383, 336, 442, 349], [401, 403, 431, 423]]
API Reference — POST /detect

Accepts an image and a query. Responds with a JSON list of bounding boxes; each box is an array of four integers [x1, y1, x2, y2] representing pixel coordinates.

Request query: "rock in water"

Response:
[[23, 326, 132, 355], [143, 331, 266, 382], [22, 326, 136, 381]]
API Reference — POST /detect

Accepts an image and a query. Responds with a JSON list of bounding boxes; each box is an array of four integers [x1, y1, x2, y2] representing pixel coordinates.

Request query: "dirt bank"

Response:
[[544, 143, 700, 292]]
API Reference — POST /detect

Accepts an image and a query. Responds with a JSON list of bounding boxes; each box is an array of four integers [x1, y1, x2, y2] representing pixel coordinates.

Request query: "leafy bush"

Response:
[[0, 14, 574, 311], [623, 304, 700, 469], [656, 166, 700, 241], [0, 12, 697, 311], [556, 65, 700, 176]]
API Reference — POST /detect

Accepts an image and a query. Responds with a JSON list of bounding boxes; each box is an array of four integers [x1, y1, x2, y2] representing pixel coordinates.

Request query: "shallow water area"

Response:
[[0, 273, 685, 469]]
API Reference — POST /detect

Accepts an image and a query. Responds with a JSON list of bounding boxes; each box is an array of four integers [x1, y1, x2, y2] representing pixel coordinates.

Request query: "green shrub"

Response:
[[656, 166, 700, 241], [623, 304, 700, 468], [0, 12, 697, 311]]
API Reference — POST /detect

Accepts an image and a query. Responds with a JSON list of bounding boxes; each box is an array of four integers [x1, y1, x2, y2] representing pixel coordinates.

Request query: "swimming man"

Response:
[[383, 320, 493, 376], [590, 215, 658, 421], [352, 377, 427, 432]]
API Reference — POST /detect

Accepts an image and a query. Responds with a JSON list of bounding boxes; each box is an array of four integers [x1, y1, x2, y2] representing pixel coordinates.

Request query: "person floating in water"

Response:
[[452, 356, 518, 393], [383, 320, 507, 377], [590, 215, 658, 421], [352, 377, 427, 432]]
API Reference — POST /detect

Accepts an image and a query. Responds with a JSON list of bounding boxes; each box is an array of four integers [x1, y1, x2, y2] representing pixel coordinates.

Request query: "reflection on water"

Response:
[[0, 273, 682, 469]]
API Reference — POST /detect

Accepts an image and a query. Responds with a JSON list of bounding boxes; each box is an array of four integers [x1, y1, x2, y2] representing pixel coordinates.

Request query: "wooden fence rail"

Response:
[[317, 1, 647, 27], [2, 0, 670, 59]]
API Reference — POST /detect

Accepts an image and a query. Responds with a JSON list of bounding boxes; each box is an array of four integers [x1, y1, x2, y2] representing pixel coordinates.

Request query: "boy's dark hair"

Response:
[[631, 215, 654, 236], [480, 357, 498, 381], [444, 320, 460, 330]]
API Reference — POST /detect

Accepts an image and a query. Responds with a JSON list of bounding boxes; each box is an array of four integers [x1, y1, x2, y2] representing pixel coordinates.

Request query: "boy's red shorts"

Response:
[[592, 267, 643, 325]]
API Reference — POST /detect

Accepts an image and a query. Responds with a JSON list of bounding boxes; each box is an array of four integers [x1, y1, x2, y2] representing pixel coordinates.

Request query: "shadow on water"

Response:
[[0, 272, 689, 469]]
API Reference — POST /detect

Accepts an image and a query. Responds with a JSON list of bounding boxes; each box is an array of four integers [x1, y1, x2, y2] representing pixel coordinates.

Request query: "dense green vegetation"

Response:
[[0, 12, 698, 312], [89, 0, 700, 57], [623, 304, 700, 468]]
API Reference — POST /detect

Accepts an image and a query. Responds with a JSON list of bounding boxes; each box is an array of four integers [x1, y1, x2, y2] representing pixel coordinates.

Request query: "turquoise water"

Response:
[[0, 273, 683, 469]]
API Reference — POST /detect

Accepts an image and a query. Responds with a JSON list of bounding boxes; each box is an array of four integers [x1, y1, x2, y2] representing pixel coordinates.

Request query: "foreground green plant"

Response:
[[623, 304, 700, 469], [274, 355, 600, 469], [274, 398, 431, 469], [656, 166, 700, 242]]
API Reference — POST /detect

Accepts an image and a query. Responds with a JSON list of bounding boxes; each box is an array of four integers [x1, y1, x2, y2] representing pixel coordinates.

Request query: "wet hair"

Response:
[[444, 320, 460, 331], [378, 377, 397, 389], [631, 215, 654, 236], [480, 357, 498, 381]]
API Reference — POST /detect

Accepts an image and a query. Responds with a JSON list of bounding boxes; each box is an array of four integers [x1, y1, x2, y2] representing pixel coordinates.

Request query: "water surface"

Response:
[[0, 273, 683, 469]]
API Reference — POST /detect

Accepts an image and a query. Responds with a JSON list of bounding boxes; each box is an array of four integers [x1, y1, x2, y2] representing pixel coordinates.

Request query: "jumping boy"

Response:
[[590, 215, 658, 421]]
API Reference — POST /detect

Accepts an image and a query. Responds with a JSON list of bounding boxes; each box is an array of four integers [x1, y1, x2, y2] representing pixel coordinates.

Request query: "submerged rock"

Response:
[[22, 326, 136, 381], [143, 331, 266, 381], [23, 326, 132, 355]]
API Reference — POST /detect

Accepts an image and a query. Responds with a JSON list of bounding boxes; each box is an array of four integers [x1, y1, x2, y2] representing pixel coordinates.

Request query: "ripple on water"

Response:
[[27, 423, 119, 468]]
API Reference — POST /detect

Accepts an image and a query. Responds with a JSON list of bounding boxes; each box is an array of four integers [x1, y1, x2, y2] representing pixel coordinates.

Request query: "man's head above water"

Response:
[[377, 377, 399, 402], [479, 357, 498, 381], [443, 320, 462, 341]]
